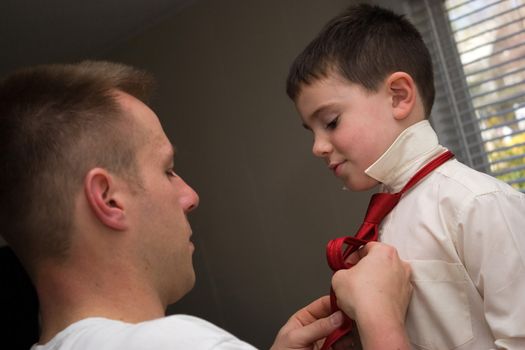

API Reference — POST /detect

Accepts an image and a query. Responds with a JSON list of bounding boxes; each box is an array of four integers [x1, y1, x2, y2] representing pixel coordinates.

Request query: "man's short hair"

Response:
[[286, 4, 435, 117], [0, 61, 155, 269]]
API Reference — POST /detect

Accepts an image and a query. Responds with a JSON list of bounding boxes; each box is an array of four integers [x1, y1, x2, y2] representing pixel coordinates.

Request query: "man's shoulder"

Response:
[[32, 316, 257, 350], [143, 314, 240, 339], [123, 315, 258, 349]]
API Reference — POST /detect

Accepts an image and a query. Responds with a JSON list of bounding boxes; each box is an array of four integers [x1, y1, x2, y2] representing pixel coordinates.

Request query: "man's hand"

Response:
[[272, 242, 412, 350], [270, 296, 343, 350], [332, 242, 412, 350]]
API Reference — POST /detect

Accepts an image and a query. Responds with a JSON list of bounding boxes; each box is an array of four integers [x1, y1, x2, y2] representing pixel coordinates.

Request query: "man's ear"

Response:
[[386, 72, 416, 120], [84, 168, 128, 231]]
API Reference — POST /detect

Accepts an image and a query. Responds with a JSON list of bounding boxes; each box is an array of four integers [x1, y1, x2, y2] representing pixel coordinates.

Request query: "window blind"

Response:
[[405, 0, 525, 192]]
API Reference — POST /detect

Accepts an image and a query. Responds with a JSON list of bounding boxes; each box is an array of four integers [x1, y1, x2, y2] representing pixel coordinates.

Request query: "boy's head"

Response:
[[286, 3, 434, 117], [286, 4, 435, 191]]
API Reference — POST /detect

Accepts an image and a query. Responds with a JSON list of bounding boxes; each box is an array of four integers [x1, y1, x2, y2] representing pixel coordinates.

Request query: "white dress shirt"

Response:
[[365, 120, 525, 350]]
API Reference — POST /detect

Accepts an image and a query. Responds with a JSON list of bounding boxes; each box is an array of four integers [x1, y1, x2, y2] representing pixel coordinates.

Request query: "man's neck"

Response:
[[35, 262, 166, 344]]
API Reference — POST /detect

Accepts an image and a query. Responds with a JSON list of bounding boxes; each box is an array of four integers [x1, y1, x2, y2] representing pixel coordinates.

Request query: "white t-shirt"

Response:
[[366, 120, 525, 350], [31, 315, 258, 350]]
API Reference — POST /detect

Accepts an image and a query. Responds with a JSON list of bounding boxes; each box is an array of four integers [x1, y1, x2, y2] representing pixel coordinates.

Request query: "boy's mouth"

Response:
[[329, 161, 345, 176]]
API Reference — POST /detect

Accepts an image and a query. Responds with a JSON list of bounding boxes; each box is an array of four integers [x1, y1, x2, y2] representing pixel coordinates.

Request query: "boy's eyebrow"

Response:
[[302, 104, 335, 130]]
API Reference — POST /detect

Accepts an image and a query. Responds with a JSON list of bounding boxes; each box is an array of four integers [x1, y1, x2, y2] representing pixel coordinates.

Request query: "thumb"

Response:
[[290, 311, 344, 346]]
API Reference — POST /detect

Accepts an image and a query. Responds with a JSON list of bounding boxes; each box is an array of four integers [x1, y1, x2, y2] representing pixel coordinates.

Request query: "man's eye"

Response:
[[326, 116, 339, 130], [166, 169, 177, 177]]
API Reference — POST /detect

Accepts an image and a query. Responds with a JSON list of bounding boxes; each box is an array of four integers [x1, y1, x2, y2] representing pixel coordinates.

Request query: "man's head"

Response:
[[0, 61, 152, 268], [0, 60, 199, 312], [0, 61, 196, 288], [286, 3, 434, 117]]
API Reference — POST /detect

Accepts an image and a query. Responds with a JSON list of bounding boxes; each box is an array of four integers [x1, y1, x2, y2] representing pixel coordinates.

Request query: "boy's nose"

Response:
[[312, 136, 332, 157]]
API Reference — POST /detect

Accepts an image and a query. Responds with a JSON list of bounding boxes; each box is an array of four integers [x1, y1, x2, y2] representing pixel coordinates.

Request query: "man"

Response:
[[0, 61, 412, 349]]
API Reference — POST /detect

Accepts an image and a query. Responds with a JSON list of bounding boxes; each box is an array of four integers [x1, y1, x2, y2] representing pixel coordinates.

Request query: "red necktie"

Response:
[[321, 150, 454, 350]]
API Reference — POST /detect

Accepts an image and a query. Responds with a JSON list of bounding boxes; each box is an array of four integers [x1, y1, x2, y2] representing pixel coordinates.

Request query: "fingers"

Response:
[[332, 242, 413, 323], [361, 243, 412, 284], [344, 241, 388, 265], [292, 296, 332, 326], [344, 250, 361, 266], [357, 241, 391, 258], [271, 297, 343, 350], [284, 311, 343, 347]]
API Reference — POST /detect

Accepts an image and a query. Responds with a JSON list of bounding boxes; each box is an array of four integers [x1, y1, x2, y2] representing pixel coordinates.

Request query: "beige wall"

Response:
[[107, 0, 396, 347]]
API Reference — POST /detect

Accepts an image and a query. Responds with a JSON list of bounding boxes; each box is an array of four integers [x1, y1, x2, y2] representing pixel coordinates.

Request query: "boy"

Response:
[[286, 4, 525, 350]]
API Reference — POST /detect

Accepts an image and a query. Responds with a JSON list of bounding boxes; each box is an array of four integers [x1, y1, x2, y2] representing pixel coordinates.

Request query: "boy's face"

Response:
[[295, 75, 406, 191]]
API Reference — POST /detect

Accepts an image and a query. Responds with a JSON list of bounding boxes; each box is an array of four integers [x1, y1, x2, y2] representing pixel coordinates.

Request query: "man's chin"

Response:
[[167, 271, 196, 305]]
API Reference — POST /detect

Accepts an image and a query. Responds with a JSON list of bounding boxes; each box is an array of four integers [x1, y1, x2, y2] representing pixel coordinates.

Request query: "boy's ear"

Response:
[[84, 168, 128, 231], [386, 72, 416, 120]]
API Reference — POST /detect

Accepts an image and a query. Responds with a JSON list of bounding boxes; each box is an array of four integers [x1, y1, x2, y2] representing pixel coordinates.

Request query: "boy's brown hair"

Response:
[[286, 3, 435, 117]]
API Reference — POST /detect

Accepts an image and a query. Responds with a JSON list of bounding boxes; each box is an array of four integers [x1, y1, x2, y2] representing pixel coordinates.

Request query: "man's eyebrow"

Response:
[[302, 123, 311, 131], [166, 144, 177, 163]]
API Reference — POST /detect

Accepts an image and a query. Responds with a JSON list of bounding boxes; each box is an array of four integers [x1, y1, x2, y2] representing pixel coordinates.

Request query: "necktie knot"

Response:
[[363, 192, 402, 224]]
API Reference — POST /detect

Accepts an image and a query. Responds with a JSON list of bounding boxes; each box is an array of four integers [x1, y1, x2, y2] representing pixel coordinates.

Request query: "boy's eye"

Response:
[[325, 116, 339, 130]]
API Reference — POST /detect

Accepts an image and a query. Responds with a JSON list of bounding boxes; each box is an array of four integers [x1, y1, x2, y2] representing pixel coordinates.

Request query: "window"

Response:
[[406, 0, 525, 192]]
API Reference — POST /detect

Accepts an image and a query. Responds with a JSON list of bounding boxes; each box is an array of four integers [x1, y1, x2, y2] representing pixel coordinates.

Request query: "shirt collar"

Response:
[[365, 120, 447, 193]]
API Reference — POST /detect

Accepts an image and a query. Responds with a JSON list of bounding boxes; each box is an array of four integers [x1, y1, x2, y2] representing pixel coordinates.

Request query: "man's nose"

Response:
[[179, 179, 200, 213]]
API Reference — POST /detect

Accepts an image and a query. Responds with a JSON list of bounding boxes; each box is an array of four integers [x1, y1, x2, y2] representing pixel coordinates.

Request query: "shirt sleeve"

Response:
[[458, 189, 525, 349]]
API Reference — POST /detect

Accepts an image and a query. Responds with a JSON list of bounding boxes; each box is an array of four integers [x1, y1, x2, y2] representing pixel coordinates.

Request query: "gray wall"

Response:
[[107, 0, 381, 347], [1, 0, 404, 347]]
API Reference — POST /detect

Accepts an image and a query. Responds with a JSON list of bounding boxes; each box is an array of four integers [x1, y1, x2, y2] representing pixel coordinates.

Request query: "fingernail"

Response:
[[330, 311, 343, 326]]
